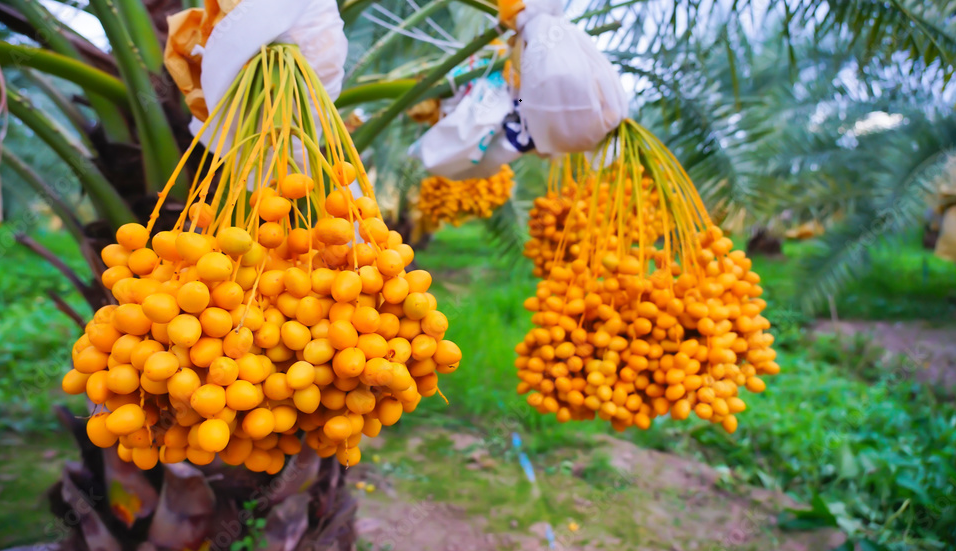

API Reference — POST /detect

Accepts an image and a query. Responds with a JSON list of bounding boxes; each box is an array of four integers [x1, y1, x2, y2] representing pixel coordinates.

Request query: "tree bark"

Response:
[[32, 406, 356, 551]]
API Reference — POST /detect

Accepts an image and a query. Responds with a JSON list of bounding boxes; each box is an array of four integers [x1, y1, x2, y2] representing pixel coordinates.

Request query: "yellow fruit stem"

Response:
[[436, 386, 449, 406], [139, 43, 400, 327]]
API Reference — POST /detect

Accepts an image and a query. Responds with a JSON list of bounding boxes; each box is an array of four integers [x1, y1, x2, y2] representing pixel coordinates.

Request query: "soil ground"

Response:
[[350, 428, 845, 551], [0, 427, 845, 551], [813, 319, 956, 393]]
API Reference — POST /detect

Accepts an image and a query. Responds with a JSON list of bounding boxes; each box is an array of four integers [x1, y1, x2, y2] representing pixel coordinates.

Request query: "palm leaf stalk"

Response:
[[4, 0, 131, 141], [112, 0, 165, 72], [20, 69, 91, 141], [6, 88, 135, 229], [352, 24, 503, 151], [88, 0, 185, 195], [0, 42, 129, 106], [3, 151, 86, 242]]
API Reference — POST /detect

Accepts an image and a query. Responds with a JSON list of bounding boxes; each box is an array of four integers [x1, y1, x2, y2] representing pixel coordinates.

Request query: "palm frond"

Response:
[[802, 0, 956, 85], [626, 65, 750, 213], [797, 116, 956, 310], [482, 197, 528, 262], [577, 0, 956, 86]]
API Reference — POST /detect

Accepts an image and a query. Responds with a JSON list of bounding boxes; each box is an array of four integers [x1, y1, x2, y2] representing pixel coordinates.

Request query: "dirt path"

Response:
[[350, 429, 844, 551], [813, 320, 956, 392]]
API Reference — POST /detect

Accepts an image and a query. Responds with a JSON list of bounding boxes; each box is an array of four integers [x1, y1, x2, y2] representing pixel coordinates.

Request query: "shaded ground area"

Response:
[[813, 320, 956, 393], [0, 433, 77, 548], [0, 427, 844, 551], [351, 428, 844, 551]]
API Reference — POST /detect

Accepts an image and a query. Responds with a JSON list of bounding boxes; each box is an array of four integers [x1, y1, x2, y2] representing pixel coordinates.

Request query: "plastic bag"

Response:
[[513, 0, 628, 154], [449, 99, 535, 180], [409, 75, 515, 180]]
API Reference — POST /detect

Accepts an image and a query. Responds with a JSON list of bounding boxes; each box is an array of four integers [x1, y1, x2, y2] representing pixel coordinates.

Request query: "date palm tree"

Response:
[[617, 2, 956, 312], [0, 0, 953, 549]]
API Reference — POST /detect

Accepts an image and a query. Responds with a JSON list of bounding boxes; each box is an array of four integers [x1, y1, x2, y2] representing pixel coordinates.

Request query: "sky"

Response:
[[40, 0, 107, 49]]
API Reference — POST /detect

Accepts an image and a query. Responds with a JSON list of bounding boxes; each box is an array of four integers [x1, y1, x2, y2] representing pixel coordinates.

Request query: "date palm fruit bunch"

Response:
[[523, 161, 663, 278], [63, 45, 461, 472], [418, 164, 515, 226], [515, 120, 777, 433]]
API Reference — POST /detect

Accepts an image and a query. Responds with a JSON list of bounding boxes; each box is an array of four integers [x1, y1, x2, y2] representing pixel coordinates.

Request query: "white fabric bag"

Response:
[[449, 132, 520, 180], [189, 0, 348, 151], [185, 0, 361, 238], [515, 0, 628, 154], [409, 76, 514, 180]]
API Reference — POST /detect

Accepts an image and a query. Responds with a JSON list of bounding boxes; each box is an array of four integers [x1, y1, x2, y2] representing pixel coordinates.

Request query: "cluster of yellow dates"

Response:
[[523, 173, 663, 278], [418, 165, 514, 226], [516, 121, 778, 433], [64, 44, 461, 471], [67, 172, 460, 471]]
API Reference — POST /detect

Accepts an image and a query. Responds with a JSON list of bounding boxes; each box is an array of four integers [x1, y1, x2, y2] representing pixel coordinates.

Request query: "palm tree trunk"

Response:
[[33, 406, 357, 551]]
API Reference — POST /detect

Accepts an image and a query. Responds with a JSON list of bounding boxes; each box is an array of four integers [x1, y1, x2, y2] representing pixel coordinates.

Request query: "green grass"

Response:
[[367, 430, 662, 549], [0, 231, 90, 433], [749, 238, 956, 322], [630, 336, 956, 549], [413, 224, 611, 453], [413, 223, 956, 550], [0, 231, 90, 544], [0, 430, 78, 548]]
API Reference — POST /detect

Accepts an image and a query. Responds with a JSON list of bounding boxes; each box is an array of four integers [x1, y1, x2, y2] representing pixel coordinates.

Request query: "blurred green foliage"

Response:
[[751, 236, 956, 323], [0, 231, 90, 432], [0, 431, 78, 548], [0, 71, 87, 220]]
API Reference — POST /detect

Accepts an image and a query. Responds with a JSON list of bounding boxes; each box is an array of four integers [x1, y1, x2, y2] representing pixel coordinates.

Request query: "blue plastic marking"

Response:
[[511, 431, 551, 546], [519, 452, 536, 483]]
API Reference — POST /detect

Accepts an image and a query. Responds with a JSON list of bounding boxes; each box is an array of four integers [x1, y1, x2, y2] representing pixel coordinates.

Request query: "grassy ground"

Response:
[[1, 224, 954, 550], [0, 232, 89, 545], [750, 237, 956, 322], [0, 232, 89, 434], [352, 427, 845, 551], [411, 223, 956, 550], [0, 433, 77, 548]]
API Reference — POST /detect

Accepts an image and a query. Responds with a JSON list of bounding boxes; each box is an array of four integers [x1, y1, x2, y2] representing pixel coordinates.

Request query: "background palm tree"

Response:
[[595, 1, 956, 311]]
